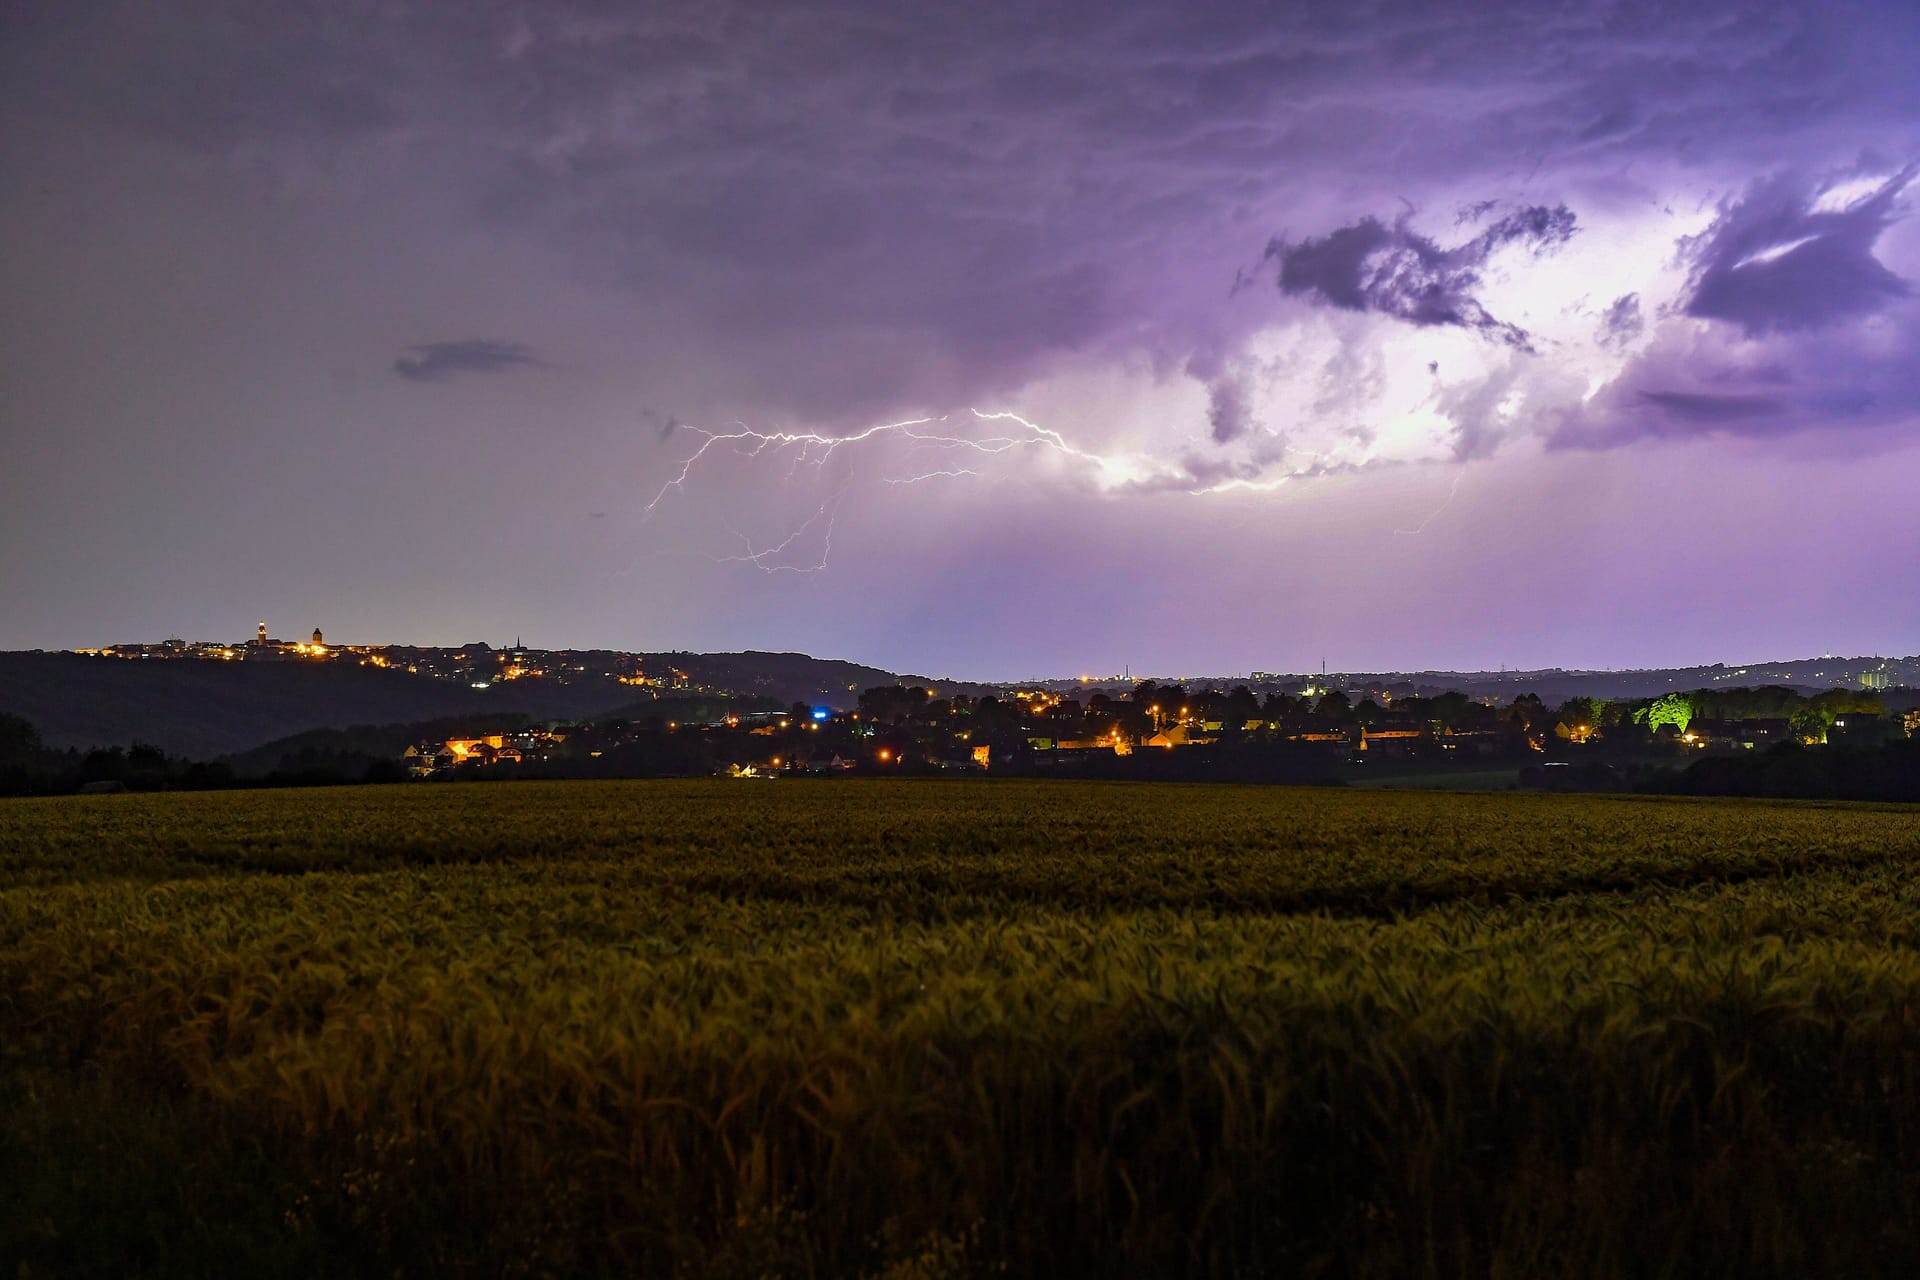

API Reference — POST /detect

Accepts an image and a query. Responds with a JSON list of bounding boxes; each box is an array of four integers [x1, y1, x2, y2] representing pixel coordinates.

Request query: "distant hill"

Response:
[[641, 650, 996, 708], [220, 695, 771, 778], [1040, 655, 1920, 704], [0, 650, 988, 759], [0, 654, 640, 759]]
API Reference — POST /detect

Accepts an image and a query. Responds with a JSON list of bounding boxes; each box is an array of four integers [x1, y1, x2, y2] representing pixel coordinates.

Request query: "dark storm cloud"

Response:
[[1638, 390, 1782, 422], [1265, 205, 1577, 352], [1555, 311, 1920, 449], [1555, 164, 1920, 450], [1682, 167, 1916, 333], [4, 0, 1920, 456], [1598, 294, 1643, 346], [393, 340, 541, 382], [1205, 375, 1256, 444]]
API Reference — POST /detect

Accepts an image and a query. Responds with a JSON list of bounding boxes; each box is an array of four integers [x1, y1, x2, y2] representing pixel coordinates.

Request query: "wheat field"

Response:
[[5, 780, 1920, 1277]]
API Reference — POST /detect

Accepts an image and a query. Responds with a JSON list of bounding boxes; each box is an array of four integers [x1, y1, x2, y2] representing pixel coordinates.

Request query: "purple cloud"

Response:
[[1205, 373, 1257, 444], [393, 340, 541, 383], [1598, 294, 1643, 347], [1682, 166, 1916, 333], [1265, 205, 1577, 352], [1636, 390, 1782, 422]]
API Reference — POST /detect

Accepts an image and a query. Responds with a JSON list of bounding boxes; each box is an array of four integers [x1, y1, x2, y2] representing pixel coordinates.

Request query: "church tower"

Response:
[[312, 627, 324, 646], [257, 620, 267, 647]]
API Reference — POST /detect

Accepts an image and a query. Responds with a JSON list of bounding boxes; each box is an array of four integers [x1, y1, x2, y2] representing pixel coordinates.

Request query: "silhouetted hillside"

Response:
[[641, 650, 996, 707], [0, 651, 980, 760], [0, 654, 644, 758]]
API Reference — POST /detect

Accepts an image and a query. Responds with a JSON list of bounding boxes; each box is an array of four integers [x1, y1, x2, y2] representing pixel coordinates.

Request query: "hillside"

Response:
[[0, 650, 989, 759], [0, 654, 644, 759], [642, 650, 995, 707]]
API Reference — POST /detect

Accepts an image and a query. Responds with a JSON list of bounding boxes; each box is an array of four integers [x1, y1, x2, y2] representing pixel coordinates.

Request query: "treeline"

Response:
[[0, 697, 784, 797], [1650, 738, 1920, 803], [0, 712, 410, 796]]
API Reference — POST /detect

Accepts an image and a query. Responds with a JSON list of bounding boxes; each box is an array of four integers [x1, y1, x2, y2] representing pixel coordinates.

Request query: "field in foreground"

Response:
[[5, 780, 1920, 1278]]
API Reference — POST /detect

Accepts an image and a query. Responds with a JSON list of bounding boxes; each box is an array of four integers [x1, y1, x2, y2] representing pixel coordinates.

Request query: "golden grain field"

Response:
[[5, 780, 1920, 1278]]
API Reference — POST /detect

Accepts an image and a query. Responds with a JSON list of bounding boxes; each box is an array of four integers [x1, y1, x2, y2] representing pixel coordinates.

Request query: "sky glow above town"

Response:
[[3, 1, 1918, 679]]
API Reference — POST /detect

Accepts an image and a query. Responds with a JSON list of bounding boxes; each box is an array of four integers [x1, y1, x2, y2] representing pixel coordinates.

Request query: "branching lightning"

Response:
[[645, 409, 1179, 515], [644, 408, 1191, 572], [646, 406, 1357, 571], [718, 484, 849, 574]]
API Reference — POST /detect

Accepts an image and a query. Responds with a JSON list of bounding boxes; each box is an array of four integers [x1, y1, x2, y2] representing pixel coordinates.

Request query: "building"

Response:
[[1358, 725, 1424, 753], [247, 620, 287, 661], [243, 620, 332, 660], [1830, 713, 1900, 746], [401, 743, 457, 776]]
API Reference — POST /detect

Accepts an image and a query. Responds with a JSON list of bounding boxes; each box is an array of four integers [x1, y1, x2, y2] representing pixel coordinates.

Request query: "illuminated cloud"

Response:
[[1681, 166, 1916, 333], [1264, 205, 1578, 352]]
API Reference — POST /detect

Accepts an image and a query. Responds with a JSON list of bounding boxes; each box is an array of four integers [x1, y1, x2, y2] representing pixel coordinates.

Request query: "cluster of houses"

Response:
[[389, 692, 1916, 781], [400, 729, 568, 777], [1022, 717, 1511, 764]]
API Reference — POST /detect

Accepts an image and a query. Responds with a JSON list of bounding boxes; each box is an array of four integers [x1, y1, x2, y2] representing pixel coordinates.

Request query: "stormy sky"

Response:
[[2, 0, 1917, 679]]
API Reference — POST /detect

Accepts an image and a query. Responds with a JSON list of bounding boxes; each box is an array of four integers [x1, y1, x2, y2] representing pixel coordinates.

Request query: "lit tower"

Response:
[[311, 627, 324, 646], [257, 621, 267, 647]]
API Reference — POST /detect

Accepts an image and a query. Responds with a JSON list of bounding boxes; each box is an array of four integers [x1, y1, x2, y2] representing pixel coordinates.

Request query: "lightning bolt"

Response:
[[1392, 471, 1465, 535], [1191, 475, 1294, 496], [646, 406, 1328, 571], [884, 468, 981, 485], [645, 409, 1183, 514], [718, 485, 849, 574], [645, 415, 953, 514]]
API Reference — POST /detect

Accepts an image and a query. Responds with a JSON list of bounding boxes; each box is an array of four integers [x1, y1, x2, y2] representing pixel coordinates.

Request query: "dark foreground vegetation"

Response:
[[7, 781, 1920, 1277], [1655, 738, 1920, 802]]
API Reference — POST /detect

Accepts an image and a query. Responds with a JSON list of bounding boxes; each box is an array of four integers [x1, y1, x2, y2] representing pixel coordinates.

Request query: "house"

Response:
[[1358, 724, 1424, 753], [1690, 718, 1793, 750], [1830, 713, 1900, 746], [401, 743, 458, 776]]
